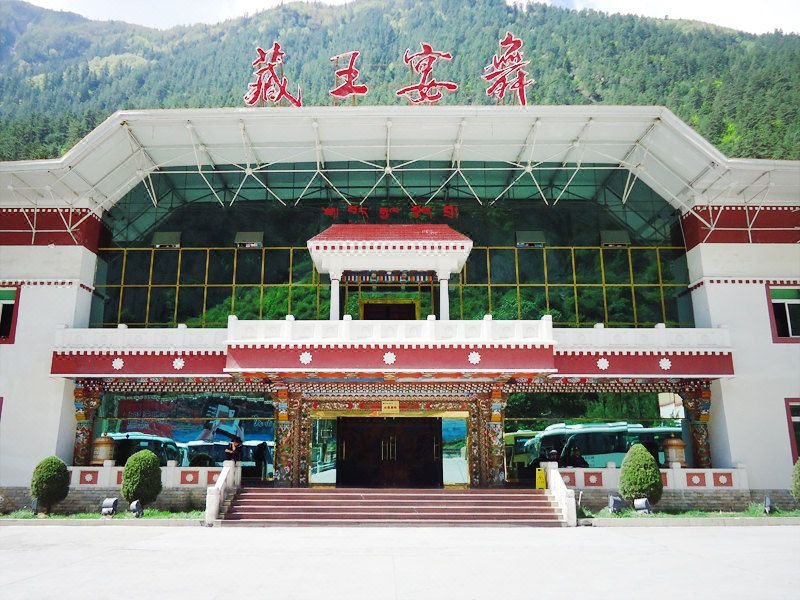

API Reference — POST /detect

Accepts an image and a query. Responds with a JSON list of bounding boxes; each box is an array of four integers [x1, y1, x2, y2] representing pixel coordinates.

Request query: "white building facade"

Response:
[[0, 105, 797, 498]]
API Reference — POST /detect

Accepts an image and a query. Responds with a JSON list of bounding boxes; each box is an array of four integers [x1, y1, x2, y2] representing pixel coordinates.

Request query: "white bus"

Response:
[[524, 422, 683, 468]]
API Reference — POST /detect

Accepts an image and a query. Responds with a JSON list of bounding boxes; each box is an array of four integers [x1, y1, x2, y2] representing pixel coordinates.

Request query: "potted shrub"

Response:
[[792, 459, 800, 504], [121, 450, 163, 507], [619, 443, 663, 508], [30, 456, 69, 515]]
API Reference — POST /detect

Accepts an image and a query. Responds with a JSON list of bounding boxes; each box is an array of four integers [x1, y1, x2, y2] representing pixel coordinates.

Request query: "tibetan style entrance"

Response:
[[232, 225, 550, 488], [272, 392, 510, 488]]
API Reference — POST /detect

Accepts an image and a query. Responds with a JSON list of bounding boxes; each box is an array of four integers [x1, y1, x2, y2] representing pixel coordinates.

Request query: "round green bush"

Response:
[[30, 456, 69, 514], [121, 450, 162, 505], [619, 443, 663, 505], [792, 459, 800, 503]]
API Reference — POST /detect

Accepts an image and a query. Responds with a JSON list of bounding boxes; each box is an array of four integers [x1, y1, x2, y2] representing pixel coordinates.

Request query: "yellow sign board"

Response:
[[381, 400, 400, 414], [535, 468, 547, 489]]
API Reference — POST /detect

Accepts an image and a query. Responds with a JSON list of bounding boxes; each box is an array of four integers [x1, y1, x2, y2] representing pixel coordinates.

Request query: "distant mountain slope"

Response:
[[0, 0, 798, 160]]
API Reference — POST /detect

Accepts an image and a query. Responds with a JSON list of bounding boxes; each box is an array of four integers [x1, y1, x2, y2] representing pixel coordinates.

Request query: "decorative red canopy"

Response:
[[308, 224, 471, 243], [307, 224, 473, 279]]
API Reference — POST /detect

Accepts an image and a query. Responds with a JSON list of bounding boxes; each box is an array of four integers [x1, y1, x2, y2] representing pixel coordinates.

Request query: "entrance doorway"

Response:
[[361, 300, 418, 320], [336, 417, 443, 488]]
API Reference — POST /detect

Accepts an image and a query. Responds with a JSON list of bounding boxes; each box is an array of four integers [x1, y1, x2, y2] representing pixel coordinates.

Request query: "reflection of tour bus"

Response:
[[106, 432, 181, 467], [503, 430, 539, 481], [180, 440, 274, 478], [524, 422, 683, 468]]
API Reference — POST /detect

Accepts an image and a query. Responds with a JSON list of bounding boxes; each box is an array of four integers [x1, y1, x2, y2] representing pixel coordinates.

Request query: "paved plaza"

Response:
[[0, 524, 797, 599]]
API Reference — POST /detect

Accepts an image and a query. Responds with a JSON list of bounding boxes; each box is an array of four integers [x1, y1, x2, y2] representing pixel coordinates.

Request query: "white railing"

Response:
[[227, 314, 554, 347], [53, 324, 227, 352], [546, 462, 577, 527], [558, 465, 749, 490], [554, 324, 732, 352], [67, 461, 226, 489], [204, 460, 240, 526]]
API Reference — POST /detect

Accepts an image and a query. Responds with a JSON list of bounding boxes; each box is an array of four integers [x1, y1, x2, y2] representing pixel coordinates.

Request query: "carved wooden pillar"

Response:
[[477, 397, 491, 487], [298, 401, 312, 487], [486, 385, 507, 487], [681, 382, 712, 468], [273, 388, 303, 486], [73, 379, 102, 466], [474, 386, 508, 488], [468, 400, 482, 487]]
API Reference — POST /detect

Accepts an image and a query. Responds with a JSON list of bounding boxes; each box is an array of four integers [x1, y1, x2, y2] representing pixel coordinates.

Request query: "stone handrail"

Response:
[[53, 325, 227, 352], [204, 460, 240, 526], [554, 324, 732, 352], [226, 314, 554, 347], [546, 462, 577, 527]]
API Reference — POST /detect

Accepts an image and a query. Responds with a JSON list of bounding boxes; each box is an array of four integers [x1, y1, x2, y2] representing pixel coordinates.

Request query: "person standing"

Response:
[[567, 447, 589, 468], [224, 436, 243, 462], [253, 441, 267, 479]]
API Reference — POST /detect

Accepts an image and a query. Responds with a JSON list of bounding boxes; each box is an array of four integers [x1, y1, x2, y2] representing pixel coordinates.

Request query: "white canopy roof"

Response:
[[307, 224, 473, 277], [1, 105, 798, 215]]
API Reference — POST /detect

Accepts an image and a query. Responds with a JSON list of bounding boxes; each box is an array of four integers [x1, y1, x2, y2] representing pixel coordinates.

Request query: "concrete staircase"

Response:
[[220, 487, 566, 526]]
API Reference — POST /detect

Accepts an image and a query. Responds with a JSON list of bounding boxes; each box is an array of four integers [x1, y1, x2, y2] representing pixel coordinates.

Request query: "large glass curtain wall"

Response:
[[91, 162, 693, 328], [91, 245, 692, 327]]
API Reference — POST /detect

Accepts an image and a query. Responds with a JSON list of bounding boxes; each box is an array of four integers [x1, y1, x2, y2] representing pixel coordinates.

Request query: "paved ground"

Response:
[[0, 524, 797, 599]]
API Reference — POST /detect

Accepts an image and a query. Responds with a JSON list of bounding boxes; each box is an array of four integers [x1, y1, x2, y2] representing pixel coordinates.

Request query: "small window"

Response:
[[0, 288, 18, 342], [787, 400, 800, 462], [770, 287, 800, 339]]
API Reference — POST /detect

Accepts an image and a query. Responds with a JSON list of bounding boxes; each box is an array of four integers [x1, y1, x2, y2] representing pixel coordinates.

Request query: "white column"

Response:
[[329, 272, 341, 321], [438, 272, 450, 321]]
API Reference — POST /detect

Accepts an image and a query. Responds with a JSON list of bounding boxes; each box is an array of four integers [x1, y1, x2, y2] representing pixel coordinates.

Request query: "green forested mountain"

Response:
[[1, 0, 798, 161]]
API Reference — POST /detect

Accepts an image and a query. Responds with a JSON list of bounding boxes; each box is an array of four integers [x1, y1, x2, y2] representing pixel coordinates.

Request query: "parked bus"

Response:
[[105, 432, 182, 467], [179, 440, 274, 478], [524, 422, 683, 468]]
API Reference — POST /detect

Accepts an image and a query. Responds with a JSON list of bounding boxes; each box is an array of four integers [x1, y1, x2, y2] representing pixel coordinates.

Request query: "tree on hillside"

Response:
[[0, 0, 797, 161]]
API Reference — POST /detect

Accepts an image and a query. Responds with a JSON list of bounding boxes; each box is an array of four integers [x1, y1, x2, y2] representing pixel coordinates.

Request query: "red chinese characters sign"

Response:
[[329, 51, 369, 99], [483, 32, 534, 106], [243, 36, 533, 108], [395, 43, 459, 104], [322, 204, 459, 221], [244, 42, 303, 107]]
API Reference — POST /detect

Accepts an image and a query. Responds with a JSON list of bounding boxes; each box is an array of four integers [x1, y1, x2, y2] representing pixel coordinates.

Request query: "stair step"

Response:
[[228, 506, 560, 515], [235, 489, 548, 495], [223, 488, 566, 527], [220, 519, 566, 527], [226, 513, 561, 520], [234, 493, 549, 501], [233, 498, 556, 505]]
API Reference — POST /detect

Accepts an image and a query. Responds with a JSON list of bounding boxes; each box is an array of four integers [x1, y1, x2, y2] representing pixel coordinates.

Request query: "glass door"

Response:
[[310, 418, 337, 485], [442, 418, 469, 485]]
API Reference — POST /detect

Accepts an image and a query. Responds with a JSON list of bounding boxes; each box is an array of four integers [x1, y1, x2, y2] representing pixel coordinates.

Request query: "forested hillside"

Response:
[[1, 0, 798, 161]]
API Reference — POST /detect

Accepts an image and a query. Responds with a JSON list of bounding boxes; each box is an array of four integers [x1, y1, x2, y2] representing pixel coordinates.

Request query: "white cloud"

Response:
[[22, 0, 800, 34]]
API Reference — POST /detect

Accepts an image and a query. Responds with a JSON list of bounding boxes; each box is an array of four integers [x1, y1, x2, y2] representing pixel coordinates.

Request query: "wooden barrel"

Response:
[[91, 435, 115, 465], [664, 435, 687, 468]]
